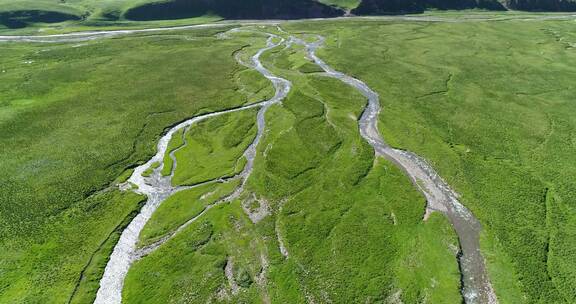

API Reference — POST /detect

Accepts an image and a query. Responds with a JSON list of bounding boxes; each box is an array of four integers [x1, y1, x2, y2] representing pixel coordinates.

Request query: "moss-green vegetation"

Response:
[[284, 18, 576, 302], [0, 27, 273, 303], [114, 168, 135, 184], [138, 179, 241, 247], [394, 212, 461, 303], [141, 161, 159, 177], [69, 195, 145, 304], [171, 109, 258, 186], [235, 69, 275, 104], [0, 189, 144, 303]]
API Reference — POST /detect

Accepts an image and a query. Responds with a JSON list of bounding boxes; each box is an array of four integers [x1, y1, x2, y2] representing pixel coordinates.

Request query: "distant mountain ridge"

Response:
[[123, 0, 576, 21], [2, 0, 576, 29], [353, 0, 506, 14], [352, 0, 576, 13], [124, 0, 342, 21]]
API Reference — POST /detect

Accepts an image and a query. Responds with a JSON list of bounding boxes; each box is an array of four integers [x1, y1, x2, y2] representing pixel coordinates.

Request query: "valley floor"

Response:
[[0, 13, 575, 304]]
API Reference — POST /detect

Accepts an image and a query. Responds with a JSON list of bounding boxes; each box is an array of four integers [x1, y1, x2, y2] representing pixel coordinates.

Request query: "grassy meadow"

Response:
[[283, 18, 576, 303]]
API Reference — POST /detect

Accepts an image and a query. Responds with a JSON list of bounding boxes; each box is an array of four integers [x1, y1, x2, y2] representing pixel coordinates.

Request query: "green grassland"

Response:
[[0, 27, 274, 303], [123, 36, 462, 303], [235, 69, 275, 105], [124, 200, 265, 303], [138, 179, 241, 247], [171, 109, 258, 186], [283, 18, 576, 303]]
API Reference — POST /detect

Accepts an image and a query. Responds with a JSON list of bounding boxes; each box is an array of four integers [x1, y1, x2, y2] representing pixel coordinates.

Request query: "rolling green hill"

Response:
[[122, 0, 342, 21], [0, 1, 84, 28], [0, 0, 344, 29]]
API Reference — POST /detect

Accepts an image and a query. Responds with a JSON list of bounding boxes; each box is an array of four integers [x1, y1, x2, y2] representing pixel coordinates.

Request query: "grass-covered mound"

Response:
[[170, 109, 258, 186], [0, 2, 83, 28]]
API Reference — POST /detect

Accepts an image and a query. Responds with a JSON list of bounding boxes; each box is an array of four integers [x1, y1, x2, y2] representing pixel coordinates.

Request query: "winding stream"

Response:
[[290, 35, 497, 304]]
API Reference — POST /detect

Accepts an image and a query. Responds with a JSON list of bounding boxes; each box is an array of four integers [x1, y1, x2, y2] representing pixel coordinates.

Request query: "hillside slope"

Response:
[[353, 0, 505, 14], [3, 0, 576, 29], [123, 0, 342, 21], [353, 0, 576, 13]]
